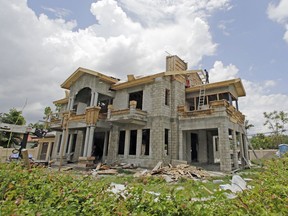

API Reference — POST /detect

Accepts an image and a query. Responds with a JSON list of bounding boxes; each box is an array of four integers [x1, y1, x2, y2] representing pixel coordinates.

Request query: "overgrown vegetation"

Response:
[[1, 156, 287, 215]]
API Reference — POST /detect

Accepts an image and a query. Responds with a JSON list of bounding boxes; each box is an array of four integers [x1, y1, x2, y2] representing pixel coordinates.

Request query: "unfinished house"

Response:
[[50, 55, 249, 172]]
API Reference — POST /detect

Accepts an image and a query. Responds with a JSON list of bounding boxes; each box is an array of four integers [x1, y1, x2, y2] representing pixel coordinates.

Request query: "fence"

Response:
[[0, 146, 40, 163]]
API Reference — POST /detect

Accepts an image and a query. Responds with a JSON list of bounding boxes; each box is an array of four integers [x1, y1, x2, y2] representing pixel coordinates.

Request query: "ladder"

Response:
[[197, 70, 207, 110]]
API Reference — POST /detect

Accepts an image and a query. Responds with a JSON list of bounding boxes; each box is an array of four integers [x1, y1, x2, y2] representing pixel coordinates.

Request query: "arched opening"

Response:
[[73, 87, 91, 114]]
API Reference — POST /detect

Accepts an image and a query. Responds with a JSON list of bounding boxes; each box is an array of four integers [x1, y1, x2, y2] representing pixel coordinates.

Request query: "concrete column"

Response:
[[238, 132, 245, 166], [218, 123, 232, 172], [90, 92, 95, 107], [235, 100, 239, 111], [178, 130, 184, 160], [136, 129, 142, 157], [124, 130, 130, 158], [59, 130, 66, 155], [93, 92, 99, 106], [232, 130, 239, 169], [45, 141, 52, 161], [86, 126, 95, 156], [198, 130, 208, 163], [67, 134, 74, 160], [83, 127, 90, 157]]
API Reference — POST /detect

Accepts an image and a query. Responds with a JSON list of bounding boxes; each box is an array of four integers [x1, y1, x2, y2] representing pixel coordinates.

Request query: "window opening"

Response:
[[165, 129, 169, 155], [165, 89, 170, 106], [129, 91, 143, 109]]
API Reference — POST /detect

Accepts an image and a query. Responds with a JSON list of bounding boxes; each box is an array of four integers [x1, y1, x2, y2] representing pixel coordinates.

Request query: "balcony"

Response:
[[107, 101, 148, 126], [177, 100, 245, 124], [49, 106, 101, 129]]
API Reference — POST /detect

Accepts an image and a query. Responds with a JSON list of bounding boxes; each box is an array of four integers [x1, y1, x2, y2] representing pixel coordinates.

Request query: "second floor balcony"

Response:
[[107, 101, 148, 126], [177, 100, 245, 125]]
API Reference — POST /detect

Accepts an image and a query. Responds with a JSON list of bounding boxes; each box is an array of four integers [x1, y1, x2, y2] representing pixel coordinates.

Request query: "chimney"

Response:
[[127, 75, 135, 81], [166, 55, 187, 71]]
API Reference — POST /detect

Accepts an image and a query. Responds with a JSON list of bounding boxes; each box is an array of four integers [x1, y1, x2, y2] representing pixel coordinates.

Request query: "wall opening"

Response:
[[165, 129, 169, 155], [129, 91, 143, 109], [118, 131, 125, 155], [142, 129, 150, 155], [129, 130, 137, 155], [191, 133, 198, 162], [92, 132, 105, 161]]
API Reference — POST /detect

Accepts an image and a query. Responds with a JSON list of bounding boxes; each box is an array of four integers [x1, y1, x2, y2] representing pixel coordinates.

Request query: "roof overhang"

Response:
[[186, 78, 246, 97], [61, 67, 120, 89]]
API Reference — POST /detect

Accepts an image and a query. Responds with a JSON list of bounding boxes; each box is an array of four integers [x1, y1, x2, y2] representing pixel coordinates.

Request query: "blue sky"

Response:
[[1, 0, 288, 134]]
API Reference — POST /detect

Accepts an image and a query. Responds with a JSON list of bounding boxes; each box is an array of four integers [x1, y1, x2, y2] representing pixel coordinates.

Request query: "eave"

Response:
[[61, 67, 120, 89], [185, 78, 246, 97], [53, 98, 68, 105], [111, 72, 165, 90]]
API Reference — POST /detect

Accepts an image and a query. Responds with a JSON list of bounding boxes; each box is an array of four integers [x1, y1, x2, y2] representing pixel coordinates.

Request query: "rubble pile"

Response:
[[134, 162, 210, 182]]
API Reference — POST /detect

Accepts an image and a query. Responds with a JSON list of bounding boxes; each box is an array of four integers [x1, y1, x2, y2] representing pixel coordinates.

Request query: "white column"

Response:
[[83, 127, 90, 157], [124, 130, 130, 158], [67, 134, 74, 160], [93, 92, 99, 106], [59, 130, 65, 155], [136, 129, 142, 157], [45, 141, 52, 161], [87, 126, 95, 156], [90, 92, 95, 107]]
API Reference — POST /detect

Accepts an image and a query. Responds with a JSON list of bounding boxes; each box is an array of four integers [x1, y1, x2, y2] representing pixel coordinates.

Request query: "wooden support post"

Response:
[[21, 149, 31, 169]]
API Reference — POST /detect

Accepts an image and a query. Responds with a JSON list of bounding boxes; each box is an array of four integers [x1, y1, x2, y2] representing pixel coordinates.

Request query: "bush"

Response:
[[1, 157, 287, 215]]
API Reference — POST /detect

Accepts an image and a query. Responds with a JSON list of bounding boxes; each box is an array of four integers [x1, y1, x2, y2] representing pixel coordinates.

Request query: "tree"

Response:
[[0, 109, 26, 147], [263, 111, 288, 146], [263, 111, 288, 135], [0, 108, 26, 125], [244, 119, 254, 130]]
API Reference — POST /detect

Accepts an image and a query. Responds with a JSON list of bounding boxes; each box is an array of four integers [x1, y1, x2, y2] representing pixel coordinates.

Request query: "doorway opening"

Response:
[[191, 133, 198, 162]]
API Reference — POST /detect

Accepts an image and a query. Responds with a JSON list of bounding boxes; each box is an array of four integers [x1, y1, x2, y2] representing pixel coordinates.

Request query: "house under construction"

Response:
[[50, 55, 249, 172]]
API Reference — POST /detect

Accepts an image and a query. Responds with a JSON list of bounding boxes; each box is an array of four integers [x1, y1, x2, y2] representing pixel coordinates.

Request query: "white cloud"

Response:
[[267, 0, 288, 43], [208, 62, 288, 135], [1, 0, 287, 137], [209, 61, 239, 82], [42, 7, 72, 19], [1, 0, 229, 123], [267, 0, 288, 24], [240, 79, 288, 135]]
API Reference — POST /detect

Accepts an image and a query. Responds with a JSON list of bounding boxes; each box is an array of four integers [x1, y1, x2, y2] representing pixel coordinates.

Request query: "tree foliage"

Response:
[[0, 108, 26, 125], [263, 111, 288, 135]]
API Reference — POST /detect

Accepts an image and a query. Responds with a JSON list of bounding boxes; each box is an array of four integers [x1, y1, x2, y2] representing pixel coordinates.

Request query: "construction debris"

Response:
[[90, 161, 211, 181], [134, 162, 210, 182]]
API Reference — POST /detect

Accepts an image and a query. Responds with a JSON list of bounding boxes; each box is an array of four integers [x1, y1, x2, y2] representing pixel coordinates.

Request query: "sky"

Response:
[[0, 0, 288, 135]]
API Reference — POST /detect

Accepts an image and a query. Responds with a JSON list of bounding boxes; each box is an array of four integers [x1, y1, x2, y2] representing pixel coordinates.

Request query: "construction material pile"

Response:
[[91, 161, 210, 182], [134, 162, 210, 182]]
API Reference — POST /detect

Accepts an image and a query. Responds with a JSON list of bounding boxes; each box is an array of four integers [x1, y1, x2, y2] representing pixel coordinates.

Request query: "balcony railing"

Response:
[[178, 100, 245, 124], [107, 101, 148, 125]]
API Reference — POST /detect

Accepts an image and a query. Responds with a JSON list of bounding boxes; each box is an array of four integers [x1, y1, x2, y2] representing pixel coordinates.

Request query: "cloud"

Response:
[[1, 0, 230, 124], [42, 7, 72, 19], [209, 61, 239, 82], [267, 0, 288, 43], [240, 79, 288, 135], [208, 61, 288, 135], [1, 0, 287, 136]]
